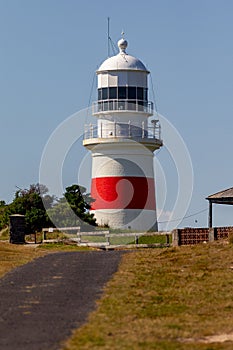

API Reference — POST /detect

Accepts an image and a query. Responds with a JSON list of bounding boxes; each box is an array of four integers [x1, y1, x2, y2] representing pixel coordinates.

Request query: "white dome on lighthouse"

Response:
[[97, 38, 149, 73]]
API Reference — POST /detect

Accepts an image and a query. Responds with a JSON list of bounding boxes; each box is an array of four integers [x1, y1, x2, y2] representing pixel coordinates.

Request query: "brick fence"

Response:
[[172, 226, 233, 246]]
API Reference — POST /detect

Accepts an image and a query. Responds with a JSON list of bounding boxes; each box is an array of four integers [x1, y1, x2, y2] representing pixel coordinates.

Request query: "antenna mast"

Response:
[[107, 17, 110, 57]]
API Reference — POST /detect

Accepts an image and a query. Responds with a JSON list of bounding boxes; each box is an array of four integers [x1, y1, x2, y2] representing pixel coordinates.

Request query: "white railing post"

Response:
[[128, 121, 131, 137], [84, 125, 87, 139], [90, 123, 93, 138], [142, 121, 145, 138]]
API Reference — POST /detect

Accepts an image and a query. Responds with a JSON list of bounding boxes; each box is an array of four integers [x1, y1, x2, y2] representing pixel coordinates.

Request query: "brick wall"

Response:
[[172, 226, 233, 246], [216, 227, 233, 240]]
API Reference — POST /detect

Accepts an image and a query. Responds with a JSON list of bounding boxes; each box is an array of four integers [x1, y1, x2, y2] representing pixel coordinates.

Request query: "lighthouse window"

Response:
[[137, 87, 143, 101], [97, 86, 148, 102], [128, 86, 136, 99], [109, 87, 117, 99], [118, 86, 126, 99], [102, 88, 108, 100]]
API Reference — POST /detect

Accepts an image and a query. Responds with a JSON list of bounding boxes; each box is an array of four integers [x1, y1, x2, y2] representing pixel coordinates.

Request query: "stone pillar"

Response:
[[172, 229, 179, 247], [208, 227, 216, 242], [9, 214, 26, 244]]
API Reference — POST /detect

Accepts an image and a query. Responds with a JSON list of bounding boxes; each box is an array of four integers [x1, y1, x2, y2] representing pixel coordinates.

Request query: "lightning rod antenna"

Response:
[[107, 17, 110, 57]]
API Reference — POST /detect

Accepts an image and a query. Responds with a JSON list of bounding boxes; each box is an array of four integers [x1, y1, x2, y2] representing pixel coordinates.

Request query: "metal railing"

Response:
[[84, 121, 162, 142], [93, 99, 154, 115]]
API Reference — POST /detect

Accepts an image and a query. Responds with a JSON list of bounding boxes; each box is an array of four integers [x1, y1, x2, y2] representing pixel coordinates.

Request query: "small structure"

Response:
[[9, 214, 26, 244], [206, 187, 233, 227]]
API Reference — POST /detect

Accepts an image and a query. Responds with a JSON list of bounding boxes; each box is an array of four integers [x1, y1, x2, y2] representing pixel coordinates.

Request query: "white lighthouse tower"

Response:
[[83, 37, 162, 231]]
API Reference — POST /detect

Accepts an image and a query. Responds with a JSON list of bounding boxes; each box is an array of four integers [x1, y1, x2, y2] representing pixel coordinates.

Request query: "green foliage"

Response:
[[6, 184, 54, 233], [138, 235, 172, 244], [64, 185, 93, 218], [65, 184, 96, 227], [47, 198, 81, 228], [48, 184, 96, 228], [0, 183, 96, 234], [0, 204, 9, 230], [38, 243, 90, 251]]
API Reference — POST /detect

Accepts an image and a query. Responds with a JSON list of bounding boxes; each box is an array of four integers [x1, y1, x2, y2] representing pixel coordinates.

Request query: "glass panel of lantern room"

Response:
[[102, 88, 108, 100], [128, 86, 136, 100], [108, 73, 118, 86], [143, 88, 148, 101], [98, 89, 102, 100], [97, 73, 108, 88], [109, 87, 117, 99], [128, 71, 147, 87], [137, 87, 143, 101], [117, 71, 128, 86], [118, 87, 127, 99]]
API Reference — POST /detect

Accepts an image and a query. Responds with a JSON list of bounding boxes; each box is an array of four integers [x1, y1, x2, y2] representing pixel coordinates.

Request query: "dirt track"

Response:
[[0, 250, 124, 350]]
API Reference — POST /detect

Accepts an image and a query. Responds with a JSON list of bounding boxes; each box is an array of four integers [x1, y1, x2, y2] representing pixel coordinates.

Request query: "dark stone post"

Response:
[[9, 214, 26, 244]]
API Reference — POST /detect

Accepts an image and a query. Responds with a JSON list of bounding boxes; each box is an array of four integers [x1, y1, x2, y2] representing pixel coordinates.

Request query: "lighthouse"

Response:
[[83, 36, 162, 231]]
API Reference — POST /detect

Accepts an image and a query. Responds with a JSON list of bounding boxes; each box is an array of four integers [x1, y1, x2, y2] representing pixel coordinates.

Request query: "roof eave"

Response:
[[96, 68, 150, 74]]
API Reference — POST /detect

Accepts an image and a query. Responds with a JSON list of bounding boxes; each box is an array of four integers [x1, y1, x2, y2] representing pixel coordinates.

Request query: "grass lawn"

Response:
[[63, 241, 233, 350], [1, 239, 233, 349]]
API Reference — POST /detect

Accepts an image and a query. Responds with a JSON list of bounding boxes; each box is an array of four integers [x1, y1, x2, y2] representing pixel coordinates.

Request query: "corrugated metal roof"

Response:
[[207, 187, 233, 199], [206, 187, 233, 204]]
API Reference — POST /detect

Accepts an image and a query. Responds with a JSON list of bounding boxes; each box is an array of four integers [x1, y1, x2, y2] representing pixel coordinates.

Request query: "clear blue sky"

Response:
[[1, 0, 233, 229]]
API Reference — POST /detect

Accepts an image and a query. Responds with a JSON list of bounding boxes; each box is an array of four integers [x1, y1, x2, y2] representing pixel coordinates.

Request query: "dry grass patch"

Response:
[[0, 242, 49, 277], [63, 242, 233, 350], [0, 242, 94, 278]]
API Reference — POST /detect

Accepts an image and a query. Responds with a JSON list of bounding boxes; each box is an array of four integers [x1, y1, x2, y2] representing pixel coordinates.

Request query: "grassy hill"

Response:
[[63, 241, 233, 350], [1, 240, 233, 349]]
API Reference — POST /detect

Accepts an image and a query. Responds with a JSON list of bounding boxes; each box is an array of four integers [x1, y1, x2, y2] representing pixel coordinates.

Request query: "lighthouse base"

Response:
[[91, 209, 158, 232]]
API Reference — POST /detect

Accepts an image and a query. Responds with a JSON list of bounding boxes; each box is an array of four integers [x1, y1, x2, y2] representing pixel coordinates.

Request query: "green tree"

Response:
[[0, 201, 8, 230], [47, 198, 81, 228], [64, 184, 96, 226], [8, 184, 55, 232], [48, 184, 96, 228]]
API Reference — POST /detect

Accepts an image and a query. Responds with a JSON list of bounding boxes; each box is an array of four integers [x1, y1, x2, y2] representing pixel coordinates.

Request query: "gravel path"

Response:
[[0, 251, 124, 350]]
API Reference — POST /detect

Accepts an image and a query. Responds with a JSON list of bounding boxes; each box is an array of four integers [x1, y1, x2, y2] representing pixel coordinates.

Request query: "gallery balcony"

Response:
[[83, 120, 162, 152], [92, 99, 154, 116]]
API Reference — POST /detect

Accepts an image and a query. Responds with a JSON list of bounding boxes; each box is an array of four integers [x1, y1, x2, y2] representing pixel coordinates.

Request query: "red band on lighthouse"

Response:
[[91, 176, 156, 210]]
